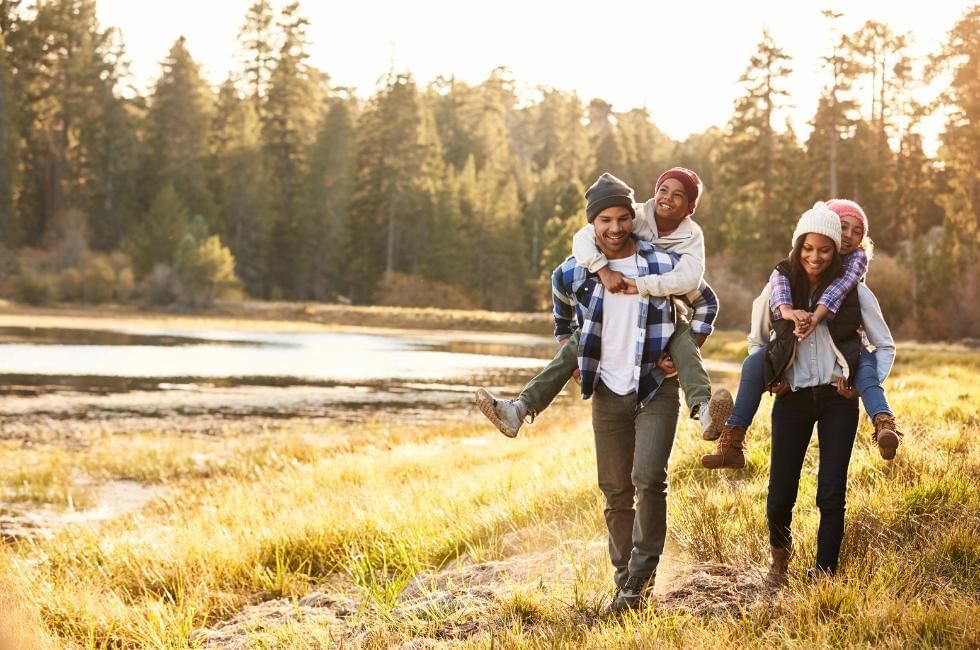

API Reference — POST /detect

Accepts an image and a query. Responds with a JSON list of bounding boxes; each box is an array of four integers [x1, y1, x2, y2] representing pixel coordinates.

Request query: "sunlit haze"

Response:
[[98, 1, 973, 154]]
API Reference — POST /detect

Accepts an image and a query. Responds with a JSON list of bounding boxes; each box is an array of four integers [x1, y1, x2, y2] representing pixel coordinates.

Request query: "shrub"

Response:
[[866, 252, 914, 333], [138, 263, 182, 307], [174, 234, 241, 307], [57, 267, 84, 301], [10, 270, 57, 305], [80, 255, 116, 303], [373, 271, 478, 310], [704, 254, 764, 331]]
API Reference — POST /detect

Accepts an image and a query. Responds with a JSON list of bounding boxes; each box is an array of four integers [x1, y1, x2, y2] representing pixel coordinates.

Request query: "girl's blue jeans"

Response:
[[728, 345, 892, 428]]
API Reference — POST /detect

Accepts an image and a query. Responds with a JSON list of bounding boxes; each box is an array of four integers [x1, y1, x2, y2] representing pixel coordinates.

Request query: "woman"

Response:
[[748, 203, 895, 584]]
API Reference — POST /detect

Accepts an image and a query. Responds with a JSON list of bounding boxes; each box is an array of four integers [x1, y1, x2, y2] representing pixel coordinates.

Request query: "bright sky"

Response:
[[97, 0, 974, 154]]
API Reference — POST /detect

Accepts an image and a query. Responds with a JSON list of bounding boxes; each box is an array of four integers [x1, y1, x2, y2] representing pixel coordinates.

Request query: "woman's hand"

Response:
[[784, 309, 814, 340], [835, 377, 858, 399], [769, 379, 790, 395]]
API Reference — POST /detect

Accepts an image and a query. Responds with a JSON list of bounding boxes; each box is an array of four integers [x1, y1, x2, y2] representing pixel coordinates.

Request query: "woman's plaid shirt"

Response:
[[551, 239, 719, 408]]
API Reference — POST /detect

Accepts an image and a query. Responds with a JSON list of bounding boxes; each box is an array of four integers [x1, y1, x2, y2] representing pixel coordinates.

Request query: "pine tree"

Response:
[[15, 0, 121, 246], [237, 0, 275, 116], [930, 5, 980, 249], [0, 5, 21, 246], [124, 184, 189, 276], [718, 30, 798, 272], [348, 73, 440, 303], [262, 1, 323, 297], [144, 36, 216, 225], [298, 94, 356, 300], [210, 78, 272, 296]]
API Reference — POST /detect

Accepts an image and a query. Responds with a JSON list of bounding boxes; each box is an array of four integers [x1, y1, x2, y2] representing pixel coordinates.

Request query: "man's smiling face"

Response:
[[594, 205, 635, 258]]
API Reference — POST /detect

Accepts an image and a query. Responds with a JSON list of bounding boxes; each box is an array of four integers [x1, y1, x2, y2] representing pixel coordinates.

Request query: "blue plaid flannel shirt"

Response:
[[551, 239, 719, 407]]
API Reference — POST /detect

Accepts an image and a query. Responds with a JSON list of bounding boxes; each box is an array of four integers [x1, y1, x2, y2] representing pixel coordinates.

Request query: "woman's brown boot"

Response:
[[765, 545, 793, 587]]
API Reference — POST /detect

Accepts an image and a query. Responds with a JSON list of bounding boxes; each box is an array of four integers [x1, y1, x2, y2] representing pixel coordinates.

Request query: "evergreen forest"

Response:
[[1, 1, 978, 339]]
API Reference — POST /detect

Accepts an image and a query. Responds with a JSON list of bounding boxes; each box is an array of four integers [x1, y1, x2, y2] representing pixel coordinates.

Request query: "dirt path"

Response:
[[192, 529, 773, 648]]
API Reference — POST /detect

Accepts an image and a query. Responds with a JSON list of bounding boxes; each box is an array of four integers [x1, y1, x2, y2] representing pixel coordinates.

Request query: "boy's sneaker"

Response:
[[699, 388, 733, 441], [872, 414, 902, 460], [475, 389, 525, 438], [604, 573, 653, 616]]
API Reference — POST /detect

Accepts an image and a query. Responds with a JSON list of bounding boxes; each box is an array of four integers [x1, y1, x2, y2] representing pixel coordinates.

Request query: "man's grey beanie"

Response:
[[585, 173, 636, 223]]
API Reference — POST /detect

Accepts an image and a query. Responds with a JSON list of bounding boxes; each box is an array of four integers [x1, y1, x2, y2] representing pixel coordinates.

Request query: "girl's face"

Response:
[[800, 233, 836, 280], [839, 215, 865, 255]]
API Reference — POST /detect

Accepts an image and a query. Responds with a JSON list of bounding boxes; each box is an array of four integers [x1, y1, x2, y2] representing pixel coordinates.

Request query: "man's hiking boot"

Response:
[[765, 545, 793, 588], [872, 413, 902, 461], [699, 388, 734, 441], [474, 389, 526, 438], [604, 573, 653, 616], [700, 423, 746, 469]]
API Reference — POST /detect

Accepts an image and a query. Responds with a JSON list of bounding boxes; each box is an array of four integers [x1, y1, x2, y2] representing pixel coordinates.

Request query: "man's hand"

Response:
[[769, 378, 790, 395], [835, 377, 858, 399], [597, 267, 628, 293], [657, 352, 677, 376]]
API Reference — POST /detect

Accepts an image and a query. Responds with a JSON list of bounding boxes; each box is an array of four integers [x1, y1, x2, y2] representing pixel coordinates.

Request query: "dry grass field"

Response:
[[0, 307, 976, 648]]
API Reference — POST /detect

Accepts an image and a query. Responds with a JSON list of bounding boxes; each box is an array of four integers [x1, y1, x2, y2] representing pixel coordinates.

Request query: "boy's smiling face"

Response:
[[653, 178, 690, 225]]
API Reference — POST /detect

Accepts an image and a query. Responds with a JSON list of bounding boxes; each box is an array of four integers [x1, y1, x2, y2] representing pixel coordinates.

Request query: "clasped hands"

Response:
[[597, 267, 638, 294], [782, 308, 818, 341]]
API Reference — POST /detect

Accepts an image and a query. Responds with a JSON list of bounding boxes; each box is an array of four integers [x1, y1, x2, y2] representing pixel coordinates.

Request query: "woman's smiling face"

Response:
[[800, 233, 836, 280]]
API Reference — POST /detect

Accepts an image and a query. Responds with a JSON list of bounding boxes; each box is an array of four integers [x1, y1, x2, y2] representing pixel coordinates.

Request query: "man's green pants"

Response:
[[519, 319, 711, 417]]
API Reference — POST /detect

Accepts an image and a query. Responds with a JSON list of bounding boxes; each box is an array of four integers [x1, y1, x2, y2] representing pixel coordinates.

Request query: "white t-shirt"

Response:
[[599, 254, 642, 395]]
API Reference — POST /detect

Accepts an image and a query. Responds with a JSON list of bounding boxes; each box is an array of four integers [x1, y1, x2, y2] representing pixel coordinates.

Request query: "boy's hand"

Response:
[[621, 277, 639, 295], [598, 267, 628, 293]]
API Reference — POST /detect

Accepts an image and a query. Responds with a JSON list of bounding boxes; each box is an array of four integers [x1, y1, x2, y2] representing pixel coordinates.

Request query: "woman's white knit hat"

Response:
[[792, 202, 842, 252]]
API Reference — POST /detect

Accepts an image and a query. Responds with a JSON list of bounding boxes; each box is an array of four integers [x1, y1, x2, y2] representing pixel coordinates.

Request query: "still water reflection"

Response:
[[0, 325, 554, 392]]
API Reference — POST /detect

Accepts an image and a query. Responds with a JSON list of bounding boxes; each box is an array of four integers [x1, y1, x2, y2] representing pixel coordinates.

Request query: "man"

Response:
[[550, 173, 718, 614], [476, 167, 729, 442]]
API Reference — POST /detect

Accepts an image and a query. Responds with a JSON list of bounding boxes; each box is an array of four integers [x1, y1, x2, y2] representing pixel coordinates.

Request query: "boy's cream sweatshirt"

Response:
[[572, 199, 705, 298]]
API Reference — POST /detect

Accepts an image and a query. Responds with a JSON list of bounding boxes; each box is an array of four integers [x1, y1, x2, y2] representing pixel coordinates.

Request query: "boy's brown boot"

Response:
[[872, 413, 902, 460], [700, 424, 746, 469], [765, 545, 793, 587]]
